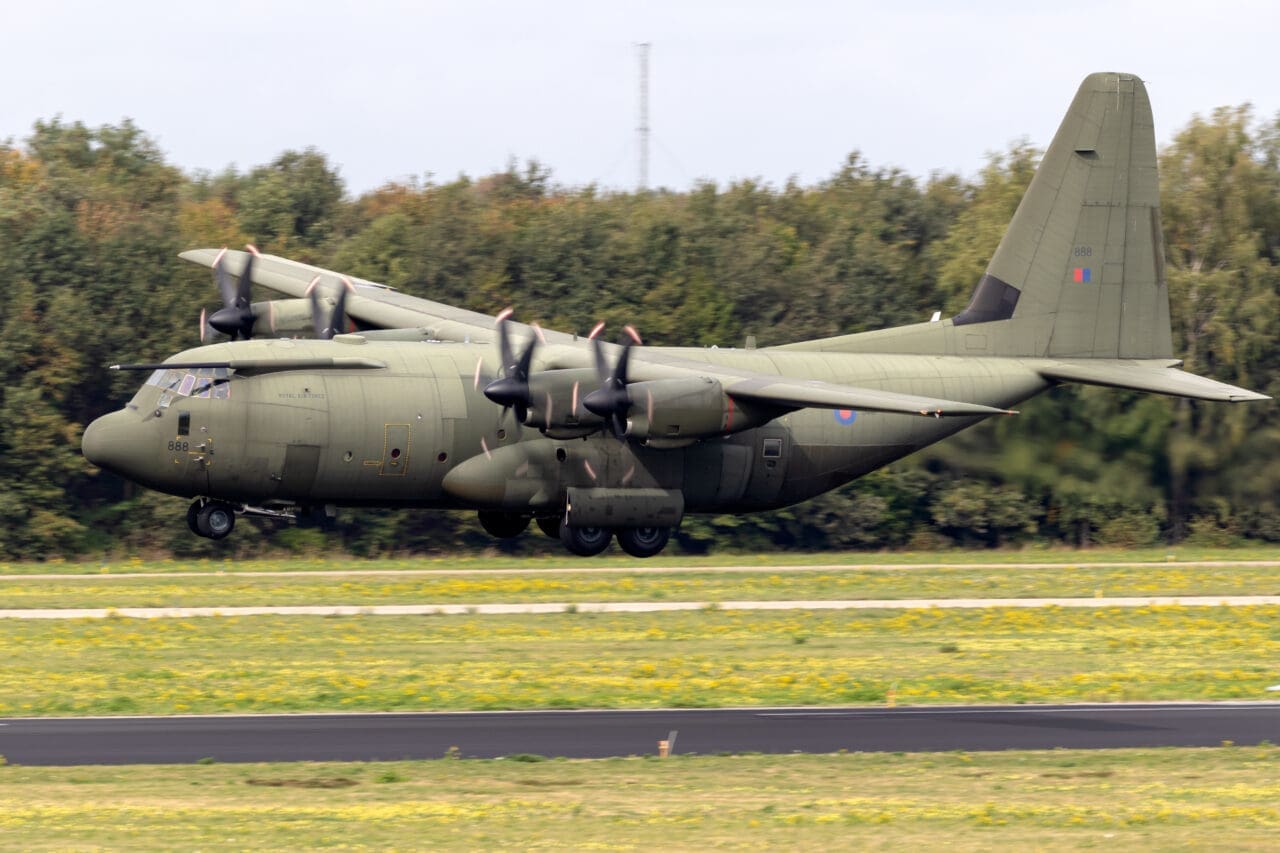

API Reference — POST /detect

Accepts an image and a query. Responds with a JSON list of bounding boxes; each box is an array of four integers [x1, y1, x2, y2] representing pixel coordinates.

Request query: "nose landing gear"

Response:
[[187, 499, 237, 540]]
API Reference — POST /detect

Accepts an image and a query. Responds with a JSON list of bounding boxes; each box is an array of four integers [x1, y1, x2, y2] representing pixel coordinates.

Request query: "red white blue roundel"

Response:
[[834, 409, 857, 425]]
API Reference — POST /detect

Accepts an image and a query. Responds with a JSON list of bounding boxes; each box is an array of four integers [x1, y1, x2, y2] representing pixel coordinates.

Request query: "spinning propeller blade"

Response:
[[204, 246, 257, 341], [307, 276, 356, 339], [482, 311, 539, 433], [583, 323, 643, 438]]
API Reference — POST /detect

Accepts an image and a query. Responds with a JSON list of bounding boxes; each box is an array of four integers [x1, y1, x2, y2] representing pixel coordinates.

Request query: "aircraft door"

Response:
[[371, 423, 412, 476], [742, 425, 790, 506], [241, 374, 330, 501], [163, 367, 242, 496], [166, 408, 210, 493]]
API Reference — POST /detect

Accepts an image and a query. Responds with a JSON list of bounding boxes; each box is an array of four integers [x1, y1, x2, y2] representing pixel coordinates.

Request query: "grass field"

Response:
[[2, 748, 1278, 849], [3, 544, 1278, 576], [3, 557, 1280, 611], [4, 605, 1278, 716]]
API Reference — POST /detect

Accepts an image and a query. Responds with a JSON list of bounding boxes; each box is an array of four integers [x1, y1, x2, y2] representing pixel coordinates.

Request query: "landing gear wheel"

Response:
[[615, 526, 671, 558], [478, 511, 530, 539], [560, 523, 612, 557], [195, 502, 236, 540], [535, 516, 561, 539], [186, 501, 202, 535]]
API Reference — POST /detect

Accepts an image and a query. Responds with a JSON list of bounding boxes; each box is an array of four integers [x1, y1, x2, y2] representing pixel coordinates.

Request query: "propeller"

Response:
[[481, 309, 541, 431], [583, 324, 642, 438], [202, 246, 259, 341], [306, 275, 355, 339]]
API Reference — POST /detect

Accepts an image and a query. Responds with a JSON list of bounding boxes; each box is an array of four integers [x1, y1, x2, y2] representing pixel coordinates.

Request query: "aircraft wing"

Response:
[[180, 248, 1014, 419], [179, 248, 576, 345]]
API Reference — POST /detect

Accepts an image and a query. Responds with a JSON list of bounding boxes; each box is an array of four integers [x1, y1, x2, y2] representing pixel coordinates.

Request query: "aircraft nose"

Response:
[[82, 410, 148, 476]]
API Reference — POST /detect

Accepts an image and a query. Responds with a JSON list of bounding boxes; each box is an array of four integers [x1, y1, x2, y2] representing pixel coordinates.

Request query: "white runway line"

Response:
[[2, 595, 1279, 620]]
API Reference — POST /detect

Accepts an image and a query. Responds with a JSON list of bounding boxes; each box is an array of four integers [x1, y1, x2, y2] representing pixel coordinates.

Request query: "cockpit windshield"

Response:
[[131, 366, 235, 409]]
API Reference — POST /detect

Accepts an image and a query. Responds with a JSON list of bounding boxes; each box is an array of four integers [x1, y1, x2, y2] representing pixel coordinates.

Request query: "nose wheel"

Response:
[[187, 499, 236, 540]]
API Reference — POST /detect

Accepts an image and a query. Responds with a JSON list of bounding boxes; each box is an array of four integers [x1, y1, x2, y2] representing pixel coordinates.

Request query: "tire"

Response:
[[535, 516, 561, 539], [615, 526, 671, 558], [478, 511, 530, 539], [186, 501, 202, 535], [559, 523, 612, 557], [196, 502, 236, 540]]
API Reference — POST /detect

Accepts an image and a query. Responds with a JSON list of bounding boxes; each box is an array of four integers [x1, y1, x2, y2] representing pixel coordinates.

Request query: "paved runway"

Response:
[[4, 702, 1278, 765]]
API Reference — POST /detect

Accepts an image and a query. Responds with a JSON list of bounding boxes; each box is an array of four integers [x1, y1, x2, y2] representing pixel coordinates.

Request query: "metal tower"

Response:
[[637, 42, 650, 191]]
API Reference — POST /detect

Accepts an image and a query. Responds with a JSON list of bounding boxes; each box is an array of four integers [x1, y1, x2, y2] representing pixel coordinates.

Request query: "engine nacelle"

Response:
[[524, 368, 606, 433], [522, 372, 779, 444], [624, 377, 727, 440], [251, 299, 314, 336], [624, 377, 777, 442]]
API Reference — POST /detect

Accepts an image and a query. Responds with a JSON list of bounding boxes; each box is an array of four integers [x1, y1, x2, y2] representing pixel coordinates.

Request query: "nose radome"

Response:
[[82, 410, 144, 476]]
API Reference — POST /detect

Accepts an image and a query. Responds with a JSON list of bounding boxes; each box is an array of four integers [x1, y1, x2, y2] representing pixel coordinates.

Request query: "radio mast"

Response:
[[637, 42, 650, 191]]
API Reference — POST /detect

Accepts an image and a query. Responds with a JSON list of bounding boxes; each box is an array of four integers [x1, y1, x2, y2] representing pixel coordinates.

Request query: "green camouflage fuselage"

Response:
[[116, 338, 1047, 513]]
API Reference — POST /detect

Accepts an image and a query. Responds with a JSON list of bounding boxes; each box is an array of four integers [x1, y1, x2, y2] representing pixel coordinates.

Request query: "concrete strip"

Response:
[[2, 559, 1279, 581], [2, 595, 1279, 620]]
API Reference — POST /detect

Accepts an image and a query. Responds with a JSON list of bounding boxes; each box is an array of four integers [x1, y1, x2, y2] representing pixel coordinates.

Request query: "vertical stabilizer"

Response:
[[954, 72, 1173, 359]]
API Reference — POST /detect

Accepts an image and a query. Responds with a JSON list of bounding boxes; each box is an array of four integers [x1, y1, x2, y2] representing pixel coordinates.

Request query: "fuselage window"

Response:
[[178, 411, 191, 436], [762, 438, 783, 458]]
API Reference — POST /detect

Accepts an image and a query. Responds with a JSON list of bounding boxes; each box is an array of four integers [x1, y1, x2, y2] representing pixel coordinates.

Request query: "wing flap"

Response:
[[727, 376, 1015, 417]]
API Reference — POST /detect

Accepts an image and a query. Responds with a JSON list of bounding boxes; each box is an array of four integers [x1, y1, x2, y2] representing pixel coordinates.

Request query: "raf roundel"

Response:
[[834, 409, 857, 426]]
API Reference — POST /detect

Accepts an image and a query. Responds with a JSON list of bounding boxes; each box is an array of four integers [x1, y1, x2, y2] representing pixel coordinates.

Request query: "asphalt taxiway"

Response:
[[3, 702, 1277, 765]]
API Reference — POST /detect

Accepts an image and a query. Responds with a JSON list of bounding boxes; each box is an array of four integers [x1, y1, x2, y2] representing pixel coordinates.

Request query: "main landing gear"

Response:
[[614, 525, 671, 558], [187, 499, 236, 540], [479, 511, 673, 558], [478, 511, 530, 539]]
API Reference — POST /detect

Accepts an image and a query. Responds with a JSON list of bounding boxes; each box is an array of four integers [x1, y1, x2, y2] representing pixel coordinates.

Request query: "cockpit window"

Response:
[[133, 366, 234, 408]]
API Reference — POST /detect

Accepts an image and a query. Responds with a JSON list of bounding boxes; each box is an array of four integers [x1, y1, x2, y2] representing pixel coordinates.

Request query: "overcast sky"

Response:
[[4, 1, 1277, 195]]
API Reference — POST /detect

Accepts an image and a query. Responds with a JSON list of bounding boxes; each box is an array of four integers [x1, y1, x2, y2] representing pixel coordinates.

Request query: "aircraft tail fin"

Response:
[[782, 73, 1175, 362], [954, 71, 1172, 359]]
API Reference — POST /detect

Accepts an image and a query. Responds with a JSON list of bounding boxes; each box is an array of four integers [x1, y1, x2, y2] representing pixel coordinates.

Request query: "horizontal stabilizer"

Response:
[[1035, 360, 1270, 402], [727, 376, 1015, 417]]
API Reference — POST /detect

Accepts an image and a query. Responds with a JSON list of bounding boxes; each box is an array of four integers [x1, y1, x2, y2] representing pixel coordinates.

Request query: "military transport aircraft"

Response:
[[81, 73, 1268, 557]]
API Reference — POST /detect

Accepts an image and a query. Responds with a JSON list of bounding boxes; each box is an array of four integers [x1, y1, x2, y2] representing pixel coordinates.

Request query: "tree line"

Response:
[[0, 108, 1275, 559]]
